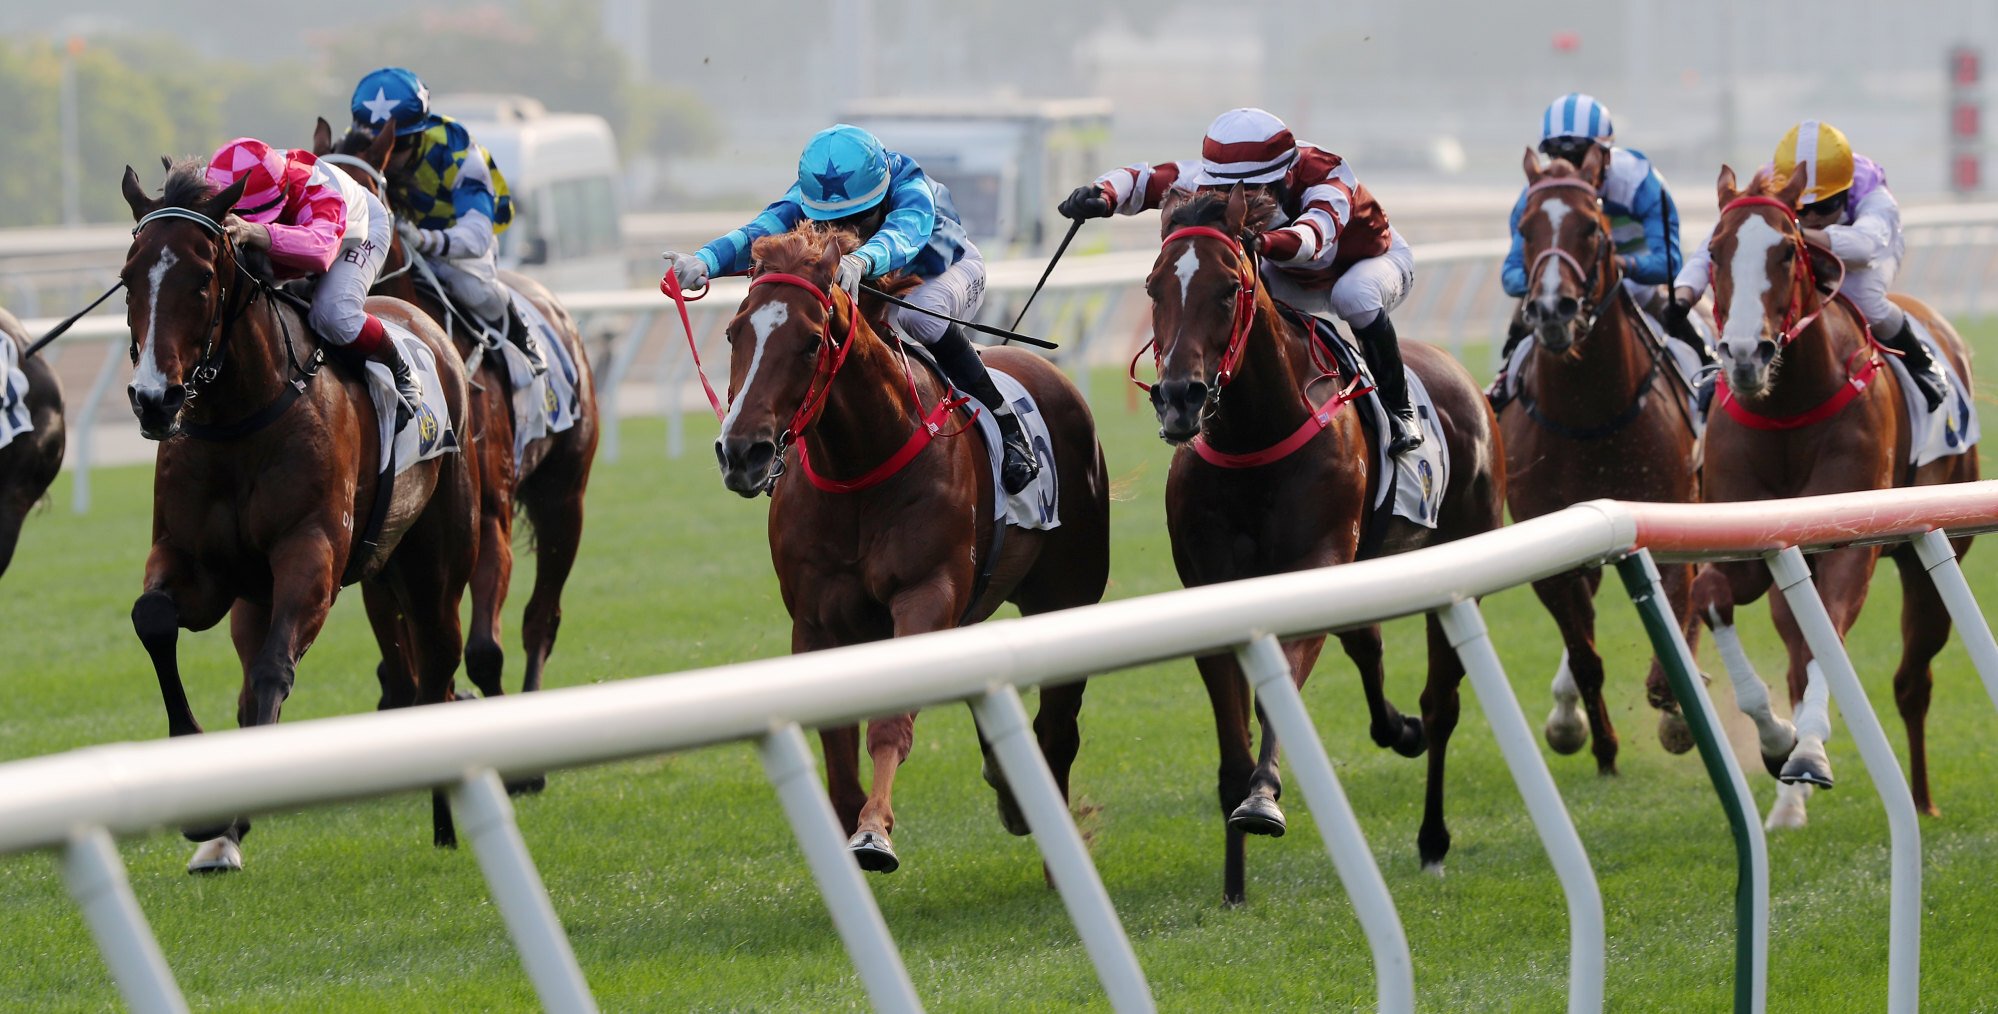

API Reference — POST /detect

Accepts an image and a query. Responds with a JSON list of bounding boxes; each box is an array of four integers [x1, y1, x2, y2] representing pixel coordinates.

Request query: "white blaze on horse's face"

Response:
[[1173, 246, 1202, 304], [131, 247, 180, 398], [721, 299, 789, 434], [1719, 214, 1784, 390], [1535, 200, 1573, 300]]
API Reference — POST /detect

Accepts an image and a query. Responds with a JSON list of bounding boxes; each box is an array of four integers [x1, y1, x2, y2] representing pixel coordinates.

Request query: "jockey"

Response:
[[1490, 93, 1711, 409], [348, 67, 546, 375], [1057, 107, 1423, 454], [1672, 120, 1947, 411], [205, 137, 419, 415], [662, 124, 1040, 494]]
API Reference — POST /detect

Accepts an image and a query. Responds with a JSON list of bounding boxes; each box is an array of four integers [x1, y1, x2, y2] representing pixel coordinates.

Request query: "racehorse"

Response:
[[315, 121, 600, 764], [0, 309, 64, 580], [121, 159, 478, 870], [711, 225, 1111, 874], [1691, 165, 1977, 829], [1145, 186, 1503, 900], [1500, 149, 1705, 773]]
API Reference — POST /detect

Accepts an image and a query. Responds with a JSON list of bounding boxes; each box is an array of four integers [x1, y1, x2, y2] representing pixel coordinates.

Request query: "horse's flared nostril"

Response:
[[717, 437, 779, 496]]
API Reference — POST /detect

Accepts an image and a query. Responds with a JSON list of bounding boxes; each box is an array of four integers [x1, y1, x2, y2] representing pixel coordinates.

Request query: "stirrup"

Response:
[[1387, 412, 1424, 456], [999, 432, 1038, 495]]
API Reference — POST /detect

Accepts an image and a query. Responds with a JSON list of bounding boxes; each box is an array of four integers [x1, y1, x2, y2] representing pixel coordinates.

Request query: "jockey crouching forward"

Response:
[[205, 137, 419, 415], [1491, 93, 1715, 408], [1059, 107, 1423, 454], [1673, 119, 1949, 412], [663, 124, 1040, 494], [349, 67, 545, 376]]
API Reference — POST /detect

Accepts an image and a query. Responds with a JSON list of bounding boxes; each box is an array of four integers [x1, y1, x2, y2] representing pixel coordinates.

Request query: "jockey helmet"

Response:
[[204, 138, 308, 224], [797, 125, 891, 221], [1773, 120, 1855, 206], [1540, 93, 1615, 145], [351, 67, 435, 138], [1192, 108, 1297, 186]]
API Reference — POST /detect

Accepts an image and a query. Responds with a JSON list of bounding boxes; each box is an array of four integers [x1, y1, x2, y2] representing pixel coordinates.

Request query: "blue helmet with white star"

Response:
[[796, 125, 890, 221], [351, 67, 435, 138]]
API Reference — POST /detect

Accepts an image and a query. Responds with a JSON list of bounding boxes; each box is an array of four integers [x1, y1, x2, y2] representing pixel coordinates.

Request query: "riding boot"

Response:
[[1882, 316, 1948, 413], [932, 323, 1038, 495], [1487, 312, 1533, 410], [346, 314, 418, 429], [494, 300, 548, 376], [1354, 312, 1423, 456]]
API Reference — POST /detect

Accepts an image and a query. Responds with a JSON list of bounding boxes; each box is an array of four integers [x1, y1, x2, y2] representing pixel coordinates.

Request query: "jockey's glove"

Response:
[[835, 254, 867, 301], [1058, 183, 1115, 220], [410, 227, 448, 257], [662, 251, 709, 291], [1662, 294, 1693, 330], [222, 214, 271, 252]]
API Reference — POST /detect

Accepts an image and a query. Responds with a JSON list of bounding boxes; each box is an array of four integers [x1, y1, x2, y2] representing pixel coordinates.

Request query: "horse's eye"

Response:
[[196, 270, 214, 286]]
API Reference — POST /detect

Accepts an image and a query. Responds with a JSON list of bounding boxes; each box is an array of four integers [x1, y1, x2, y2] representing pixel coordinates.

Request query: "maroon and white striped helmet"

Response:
[[1191, 108, 1298, 186]]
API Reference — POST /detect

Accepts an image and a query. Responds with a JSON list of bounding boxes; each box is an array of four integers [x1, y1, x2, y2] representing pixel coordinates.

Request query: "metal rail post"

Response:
[[63, 826, 186, 1014], [1437, 600, 1604, 1014], [1235, 634, 1415, 1013], [970, 684, 1153, 1013], [758, 723, 921, 1013], [1912, 528, 1998, 712], [450, 768, 596, 1013], [1616, 551, 1767, 1014], [1766, 547, 1920, 1014]]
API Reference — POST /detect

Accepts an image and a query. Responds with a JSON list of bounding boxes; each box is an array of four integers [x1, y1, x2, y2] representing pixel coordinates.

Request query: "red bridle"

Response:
[[1710, 195, 1845, 346], [1130, 225, 1259, 391], [747, 271, 861, 440]]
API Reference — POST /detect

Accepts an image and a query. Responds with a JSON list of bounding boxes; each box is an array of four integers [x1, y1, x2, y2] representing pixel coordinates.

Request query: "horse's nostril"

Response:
[[1556, 298, 1579, 319]]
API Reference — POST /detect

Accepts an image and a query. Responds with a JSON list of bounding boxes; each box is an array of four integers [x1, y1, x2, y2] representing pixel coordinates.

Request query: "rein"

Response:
[[1709, 195, 1884, 430]]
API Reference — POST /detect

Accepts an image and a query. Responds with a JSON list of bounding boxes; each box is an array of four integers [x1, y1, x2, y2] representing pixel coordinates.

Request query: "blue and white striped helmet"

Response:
[[797, 125, 891, 221], [1540, 93, 1615, 144]]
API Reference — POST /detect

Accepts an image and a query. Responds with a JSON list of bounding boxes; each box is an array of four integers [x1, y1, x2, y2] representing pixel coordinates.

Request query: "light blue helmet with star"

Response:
[[351, 67, 435, 138], [796, 125, 891, 221]]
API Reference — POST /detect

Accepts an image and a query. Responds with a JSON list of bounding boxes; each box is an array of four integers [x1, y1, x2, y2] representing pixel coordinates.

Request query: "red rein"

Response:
[[1709, 195, 1887, 430], [661, 268, 970, 494], [1133, 225, 1366, 468]]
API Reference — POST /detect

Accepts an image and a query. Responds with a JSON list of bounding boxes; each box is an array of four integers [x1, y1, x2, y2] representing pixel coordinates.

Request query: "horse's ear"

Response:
[[1804, 241, 1841, 295], [1716, 165, 1740, 210], [1223, 184, 1248, 236], [1522, 146, 1542, 184], [201, 174, 251, 221], [1157, 189, 1187, 240], [312, 117, 334, 156], [819, 236, 845, 281], [122, 166, 156, 221], [365, 124, 395, 169], [1578, 144, 1608, 190], [1774, 166, 1809, 209]]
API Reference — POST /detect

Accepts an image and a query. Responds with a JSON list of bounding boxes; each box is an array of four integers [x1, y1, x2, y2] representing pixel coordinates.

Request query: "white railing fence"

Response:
[[4, 484, 1996, 1013], [25, 203, 1998, 513]]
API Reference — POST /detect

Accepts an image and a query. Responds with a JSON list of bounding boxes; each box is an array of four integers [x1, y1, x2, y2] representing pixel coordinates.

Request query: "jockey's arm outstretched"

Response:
[[205, 137, 418, 415], [1057, 107, 1423, 455], [663, 124, 1039, 495]]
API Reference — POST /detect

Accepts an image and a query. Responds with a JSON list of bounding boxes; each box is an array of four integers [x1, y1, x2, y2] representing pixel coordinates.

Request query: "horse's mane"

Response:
[[1163, 188, 1281, 234], [159, 157, 218, 210], [751, 224, 921, 330]]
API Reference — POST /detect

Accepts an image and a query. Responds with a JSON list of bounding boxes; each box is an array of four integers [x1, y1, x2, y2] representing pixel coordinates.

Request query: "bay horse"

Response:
[[0, 308, 64, 579], [121, 160, 479, 870], [315, 120, 600, 765], [1501, 148, 1704, 774], [1146, 186, 1503, 900], [1691, 166, 1977, 829], [711, 225, 1111, 874]]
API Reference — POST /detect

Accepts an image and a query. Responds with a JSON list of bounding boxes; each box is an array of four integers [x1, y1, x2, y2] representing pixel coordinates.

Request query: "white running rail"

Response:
[[3, 485, 1996, 1012]]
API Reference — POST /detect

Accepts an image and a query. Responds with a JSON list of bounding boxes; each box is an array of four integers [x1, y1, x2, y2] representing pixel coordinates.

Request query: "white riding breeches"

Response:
[[309, 191, 391, 345], [1262, 228, 1414, 328], [893, 247, 987, 346], [427, 244, 510, 323], [1839, 257, 1904, 334]]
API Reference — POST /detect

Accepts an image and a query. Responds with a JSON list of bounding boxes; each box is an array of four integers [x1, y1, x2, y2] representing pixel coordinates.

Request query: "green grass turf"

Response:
[[3, 328, 1997, 1012]]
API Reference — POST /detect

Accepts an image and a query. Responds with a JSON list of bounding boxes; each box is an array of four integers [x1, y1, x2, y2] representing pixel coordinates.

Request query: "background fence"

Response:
[[4, 485, 1996, 1013]]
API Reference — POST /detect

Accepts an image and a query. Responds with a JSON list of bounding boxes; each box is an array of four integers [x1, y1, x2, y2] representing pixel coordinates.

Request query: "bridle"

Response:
[[1521, 176, 1617, 337], [1132, 225, 1260, 393], [1709, 194, 1844, 347]]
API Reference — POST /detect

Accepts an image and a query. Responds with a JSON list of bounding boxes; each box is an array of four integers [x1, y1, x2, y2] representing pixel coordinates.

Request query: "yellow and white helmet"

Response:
[[1773, 120, 1855, 205]]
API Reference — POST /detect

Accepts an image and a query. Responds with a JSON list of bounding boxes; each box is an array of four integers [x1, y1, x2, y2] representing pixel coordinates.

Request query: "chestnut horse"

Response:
[[1502, 149, 1704, 773], [121, 160, 478, 870], [0, 308, 64, 579], [712, 226, 1110, 874], [316, 121, 600, 754], [1146, 187, 1503, 900], [1691, 166, 1977, 830]]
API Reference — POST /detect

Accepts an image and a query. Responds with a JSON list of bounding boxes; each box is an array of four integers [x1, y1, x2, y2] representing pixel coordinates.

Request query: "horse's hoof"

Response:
[[1760, 752, 1790, 780], [1387, 714, 1427, 759], [186, 837, 242, 874], [1545, 708, 1589, 755], [1421, 861, 1446, 879], [981, 757, 1031, 836], [1228, 796, 1286, 837], [848, 830, 900, 874], [1779, 751, 1834, 789], [1655, 710, 1694, 755], [1766, 782, 1812, 830], [506, 774, 548, 796]]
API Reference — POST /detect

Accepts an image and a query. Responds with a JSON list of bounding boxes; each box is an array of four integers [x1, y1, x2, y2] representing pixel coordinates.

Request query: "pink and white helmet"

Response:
[[1192, 108, 1298, 186], [204, 138, 310, 224]]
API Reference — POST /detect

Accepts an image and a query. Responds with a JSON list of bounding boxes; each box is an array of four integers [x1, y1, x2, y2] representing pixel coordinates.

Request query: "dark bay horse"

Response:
[[1692, 166, 1977, 829], [0, 308, 64, 579], [712, 226, 1111, 874], [121, 161, 479, 870], [1501, 149, 1704, 773], [315, 121, 600, 747], [1146, 187, 1503, 899]]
